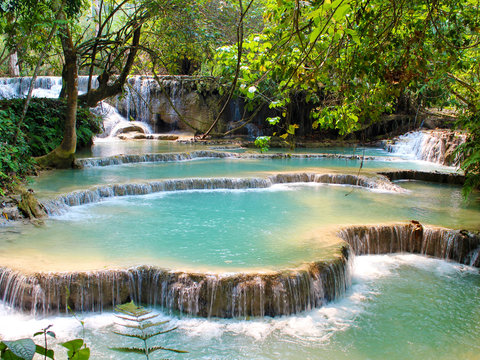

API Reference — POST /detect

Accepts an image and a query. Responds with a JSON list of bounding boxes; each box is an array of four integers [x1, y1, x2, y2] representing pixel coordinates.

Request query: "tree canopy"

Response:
[[0, 0, 478, 194]]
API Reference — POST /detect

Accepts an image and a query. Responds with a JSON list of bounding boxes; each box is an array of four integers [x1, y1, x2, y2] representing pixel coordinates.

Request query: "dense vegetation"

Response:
[[0, 0, 478, 195], [0, 99, 101, 194]]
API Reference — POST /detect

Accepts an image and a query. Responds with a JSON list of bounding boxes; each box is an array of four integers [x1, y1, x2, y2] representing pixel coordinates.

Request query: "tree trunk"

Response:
[[36, 14, 78, 169], [8, 51, 20, 76]]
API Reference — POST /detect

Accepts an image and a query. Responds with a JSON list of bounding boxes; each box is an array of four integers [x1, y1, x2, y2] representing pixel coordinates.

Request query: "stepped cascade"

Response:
[[1, 74, 479, 360], [0, 223, 478, 317]]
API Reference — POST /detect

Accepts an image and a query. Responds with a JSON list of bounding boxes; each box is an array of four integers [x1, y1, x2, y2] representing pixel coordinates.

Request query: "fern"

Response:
[[111, 301, 187, 360]]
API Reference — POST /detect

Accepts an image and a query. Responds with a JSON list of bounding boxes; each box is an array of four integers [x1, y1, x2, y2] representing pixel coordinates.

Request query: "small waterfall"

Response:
[[338, 223, 480, 266], [0, 76, 62, 99], [91, 102, 151, 138], [386, 130, 466, 166], [379, 170, 465, 185], [0, 247, 352, 317], [75, 150, 237, 167], [75, 151, 383, 167], [0, 76, 98, 99], [41, 173, 404, 215]]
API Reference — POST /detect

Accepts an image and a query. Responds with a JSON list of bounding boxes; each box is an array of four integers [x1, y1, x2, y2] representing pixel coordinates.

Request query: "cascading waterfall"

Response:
[[385, 130, 466, 166], [91, 102, 152, 138], [0, 76, 62, 99], [109, 75, 222, 132], [41, 172, 405, 215], [75, 150, 382, 167], [338, 222, 480, 266], [1, 223, 478, 317], [0, 247, 352, 317], [0, 76, 151, 138]]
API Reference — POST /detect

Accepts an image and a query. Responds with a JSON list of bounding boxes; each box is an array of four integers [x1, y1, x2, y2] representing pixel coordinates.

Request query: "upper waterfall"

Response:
[[385, 130, 466, 166], [0, 76, 153, 138]]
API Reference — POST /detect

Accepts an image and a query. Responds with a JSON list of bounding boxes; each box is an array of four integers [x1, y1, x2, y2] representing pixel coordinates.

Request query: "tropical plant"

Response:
[[0, 328, 90, 360], [111, 301, 187, 360]]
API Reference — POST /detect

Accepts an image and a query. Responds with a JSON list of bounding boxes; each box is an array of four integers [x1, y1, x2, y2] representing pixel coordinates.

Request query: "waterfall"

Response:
[[379, 170, 465, 185], [41, 173, 404, 215], [0, 76, 96, 99], [0, 76, 151, 138], [0, 247, 352, 317], [91, 102, 151, 138], [109, 75, 224, 133], [385, 130, 466, 166], [1, 223, 477, 317], [75, 151, 382, 167], [338, 223, 480, 266]]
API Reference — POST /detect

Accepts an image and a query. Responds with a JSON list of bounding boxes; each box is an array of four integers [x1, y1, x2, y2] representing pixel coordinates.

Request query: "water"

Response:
[[1, 255, 478, 359], [1, 182, 479, 273], [2, 76, 479, 357], [31, 156, 450, 196]]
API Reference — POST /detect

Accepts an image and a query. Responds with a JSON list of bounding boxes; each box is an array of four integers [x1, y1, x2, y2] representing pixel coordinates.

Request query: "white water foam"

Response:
[[0, 254, 477, 358]]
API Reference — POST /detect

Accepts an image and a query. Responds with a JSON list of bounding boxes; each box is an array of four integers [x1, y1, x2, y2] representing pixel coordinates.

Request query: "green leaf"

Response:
[[147, 346, 189, 354], [309, 26, 322, 43], [1, 350, 24, 360], [61, 339, 84, 352], [345, 28, 360, 45], [2, 339, 36, 360], [71, 347, 90, 360], [35, 345, 54, 359], [110, 347, 147, 354], [334, 4, 350, 20], [267, 116, 281, 125]]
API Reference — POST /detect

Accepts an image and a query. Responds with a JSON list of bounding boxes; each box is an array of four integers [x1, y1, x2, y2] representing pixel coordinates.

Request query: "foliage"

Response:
[[0, 0, 85, 76], [0, 107, 35, 195], [0, 98, 102, 157], [111, 301, 187, 360], [0, 98, 101, 194], [254, 135, 271, 152], [211, 0, 480, 194], [457, 112, 480, 197], [0, 326, 89, 360]]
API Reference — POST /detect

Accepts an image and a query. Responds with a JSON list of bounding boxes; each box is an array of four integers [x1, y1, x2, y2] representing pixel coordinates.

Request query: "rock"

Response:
[[115, 124, 148, 135], [146, 134, 179, 140], [118, 132, 147, 140], [17, 189, 47, 220]]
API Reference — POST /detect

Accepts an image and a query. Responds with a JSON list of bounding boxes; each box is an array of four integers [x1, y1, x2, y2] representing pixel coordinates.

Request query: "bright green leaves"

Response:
[[254, 135, 271, 152], [345, 28, 360, 45], [61, 339, 90, 360]]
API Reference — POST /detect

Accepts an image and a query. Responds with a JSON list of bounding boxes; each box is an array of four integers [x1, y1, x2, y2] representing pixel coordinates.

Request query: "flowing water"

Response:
[[1, 77, 479, 358], [31, 155, 451, 196], [1, 181, 479, 273], [0, 255, 478, 360]]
